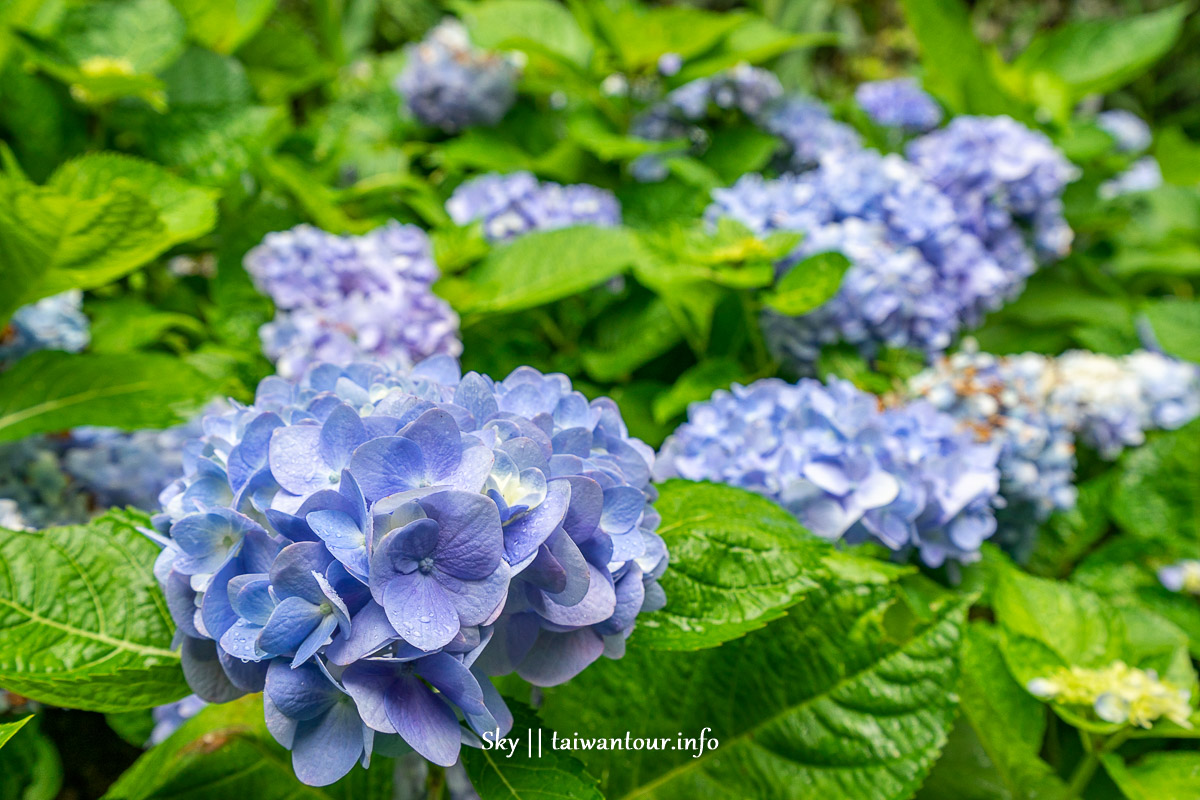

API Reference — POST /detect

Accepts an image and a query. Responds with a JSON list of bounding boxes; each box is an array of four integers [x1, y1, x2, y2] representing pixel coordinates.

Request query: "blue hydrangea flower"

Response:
[[708, 150, 1013, 365], [149, 357, 666, 785], [855, 79, 943, 133], [657, 53, 682, 77], [394, 20, 519, 132], [1100, 157, 1163, 200], [655, 377, 1001, 566], [150, 695, 208, 745], [1097, 110, 1153, 153], [756, 95, 862, 173], [907, 115, 1078, 262], [246, 222, 461, 379], [446, 172, 621, 242], [0, 291, 90, 368], [63, 422, 200, 512]]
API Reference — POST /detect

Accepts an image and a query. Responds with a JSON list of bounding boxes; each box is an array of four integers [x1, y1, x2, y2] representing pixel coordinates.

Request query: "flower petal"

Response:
[[385, 675, 462, 767], [347, 436, 428, 503], [292, 697, 365, 786], [259, 596, 324, 655], [420, 490, 503, 581], [270, 425, 333, 496], [379, 571, 460, 651]]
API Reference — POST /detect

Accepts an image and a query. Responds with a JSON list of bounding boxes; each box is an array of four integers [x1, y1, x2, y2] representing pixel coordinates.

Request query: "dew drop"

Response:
[[418, 615, 432, 624]]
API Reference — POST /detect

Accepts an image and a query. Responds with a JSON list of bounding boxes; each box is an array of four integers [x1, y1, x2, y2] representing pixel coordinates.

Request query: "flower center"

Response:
[[318, 602, 332, 615], [417, 557, 435, 574]]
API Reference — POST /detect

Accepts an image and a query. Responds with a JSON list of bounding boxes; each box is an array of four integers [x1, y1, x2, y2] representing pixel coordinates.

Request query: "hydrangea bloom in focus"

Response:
[[446, 171, 621, 241], [708, 150, 1015, 365], [245, 223, 461, 378], [148, 358, 666, 785], [855, 79, 942, 133], [654, 377, 1001, 566], [907, 116, 1078, 262], [0, 291, 90, 368], [394, 20, 519, 132]]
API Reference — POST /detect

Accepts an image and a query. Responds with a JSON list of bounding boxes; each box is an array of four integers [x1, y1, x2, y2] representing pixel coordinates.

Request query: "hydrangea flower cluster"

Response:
[[446, 171, 621, 242], [1159, 560, 1200, 595], [148, 358, 666, 785], [0, 437, 93, 529], [654, 377, 1001, 567], [0, 290, 90, 368], [708, 150, 1016, 364], [758, 96, 863, 172], [63, 423, 202, 512], [907, 115, 1078, 262], [394, 20, 519, 132], [245, 223, 461, 379], [854, 79, 943, 133], [1100, 156, 1163, 199], [1028, 662, 1193, 729], [1097, 109, 1153, 153], [909, 345, 1200, 555], [149, 695, 208, 745]]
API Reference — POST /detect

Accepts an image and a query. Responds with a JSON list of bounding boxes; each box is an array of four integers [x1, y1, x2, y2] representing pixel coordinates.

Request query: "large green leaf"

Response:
[[632, 480, 832, 650], [462, 702, 604, 800], [48, 152, 219, 247], [0, 177, 166, 322], [1101, 752, 1200, 799], [540, 577, 967, 799], [0, 714, 61, 800], [0, 511, 187, 712], [651, 358, 747, 425], [463, 0, 592, 67], [581, 296, 682, 382], [104, 696, 393, 800], [1014, 4, 1188, 101], [0, 351, 215, 443], [763, 251, 850, 316], [168, 0, 278, 54], [57, 0, 187, 73], [443, 227, 645, 315], [0, 716, 32, 750], [1142, 299, 1200, 363], [1110, 421, 1200, 543]]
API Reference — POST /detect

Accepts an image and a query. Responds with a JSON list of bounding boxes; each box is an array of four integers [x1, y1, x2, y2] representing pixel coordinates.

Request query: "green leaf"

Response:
[[1143, 299, 1200, 362], [920, 624, 1067, 800], [0, 716, 32, 750], [0, 714, 62, 800], [540, 577, 967, 799], [1101, 752, 1200, 800], [1014, 4, 1188, 101], [763, 251, 850, 316], [461, 702, 603, 800], [57, 0, 187, 74], [48, 152, 219, 247], [581, 296, 682, 382], [900, 0, 1023, 117], [1154, 127, 1200, 187], [133, 104, 289, 187], [103, 695, 394, 800], [443, 227, 644, 315], [1110, 421, 1200, 543], [87, 298, 208, 354], [651, 358, 746, 424], [168, 0, 278, 54], [0, 176, 167, 321], [633, 480, 832, 650], [0, 351, 214, 442], [463, 0, 592, 67], [0, 511, 188, 713], [591, 5, 746, 72], [700, 126, 780, 183]]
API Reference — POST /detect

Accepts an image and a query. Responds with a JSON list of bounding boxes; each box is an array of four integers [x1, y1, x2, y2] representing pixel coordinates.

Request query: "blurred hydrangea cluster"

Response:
[[394, 20, 519, 132], [1101, 157, 1163, 199], [854, 79, 943, 133], [1028, 662, 1193, 729], [446, 171, 621, 241], [0, 290, 90, 368], [909, 344, 1200, 555], [149, 694, 208, 745], [245, 223, 461, 379], [0, 437, 93, 529], [63, 423, 202, 512], [1159, 560, 1200, 596], [759, 96, 863, 172], [708, 150, 1017, 364], [148, 358, 667, 785], [654, 377, 1001, 567], [907, 115, 1078, 262], [1097, 109, 1153, 153]]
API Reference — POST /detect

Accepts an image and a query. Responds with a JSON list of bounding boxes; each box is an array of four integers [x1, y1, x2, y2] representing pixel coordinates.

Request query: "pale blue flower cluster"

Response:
[[150, 695, 208, 745], [0, 291, 90, 368], [245, 223, 461, 379], [149, 358, 666, 785], [446, 171, 621, 241], [907, 115, 1078, 262], [1101, 157, 1163, 199], [64, 423, 201, 512], [708, 150, 1015, 363], [1097, 110, 1153, 153], [855, 79, 943, 132], [655, 377, 1001, 567], [394, 20, 519, 132], [910, 345, 1200, 556], [758, 96, 863, 173]]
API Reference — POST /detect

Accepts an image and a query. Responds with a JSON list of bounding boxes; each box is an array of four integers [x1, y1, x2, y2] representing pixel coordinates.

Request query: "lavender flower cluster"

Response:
[[148, 358, 666, 785], [394, 20, 519, 132], [655, 377, 1001, 567], [909, 345, 1200, 555], [906, 116, 1078, 262], [0, 291, 90, 368], [446, 171, 621, 242], [245, 223, 461, 379], [855, 79, 943, 133], [709, 150, 1016, 363]]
